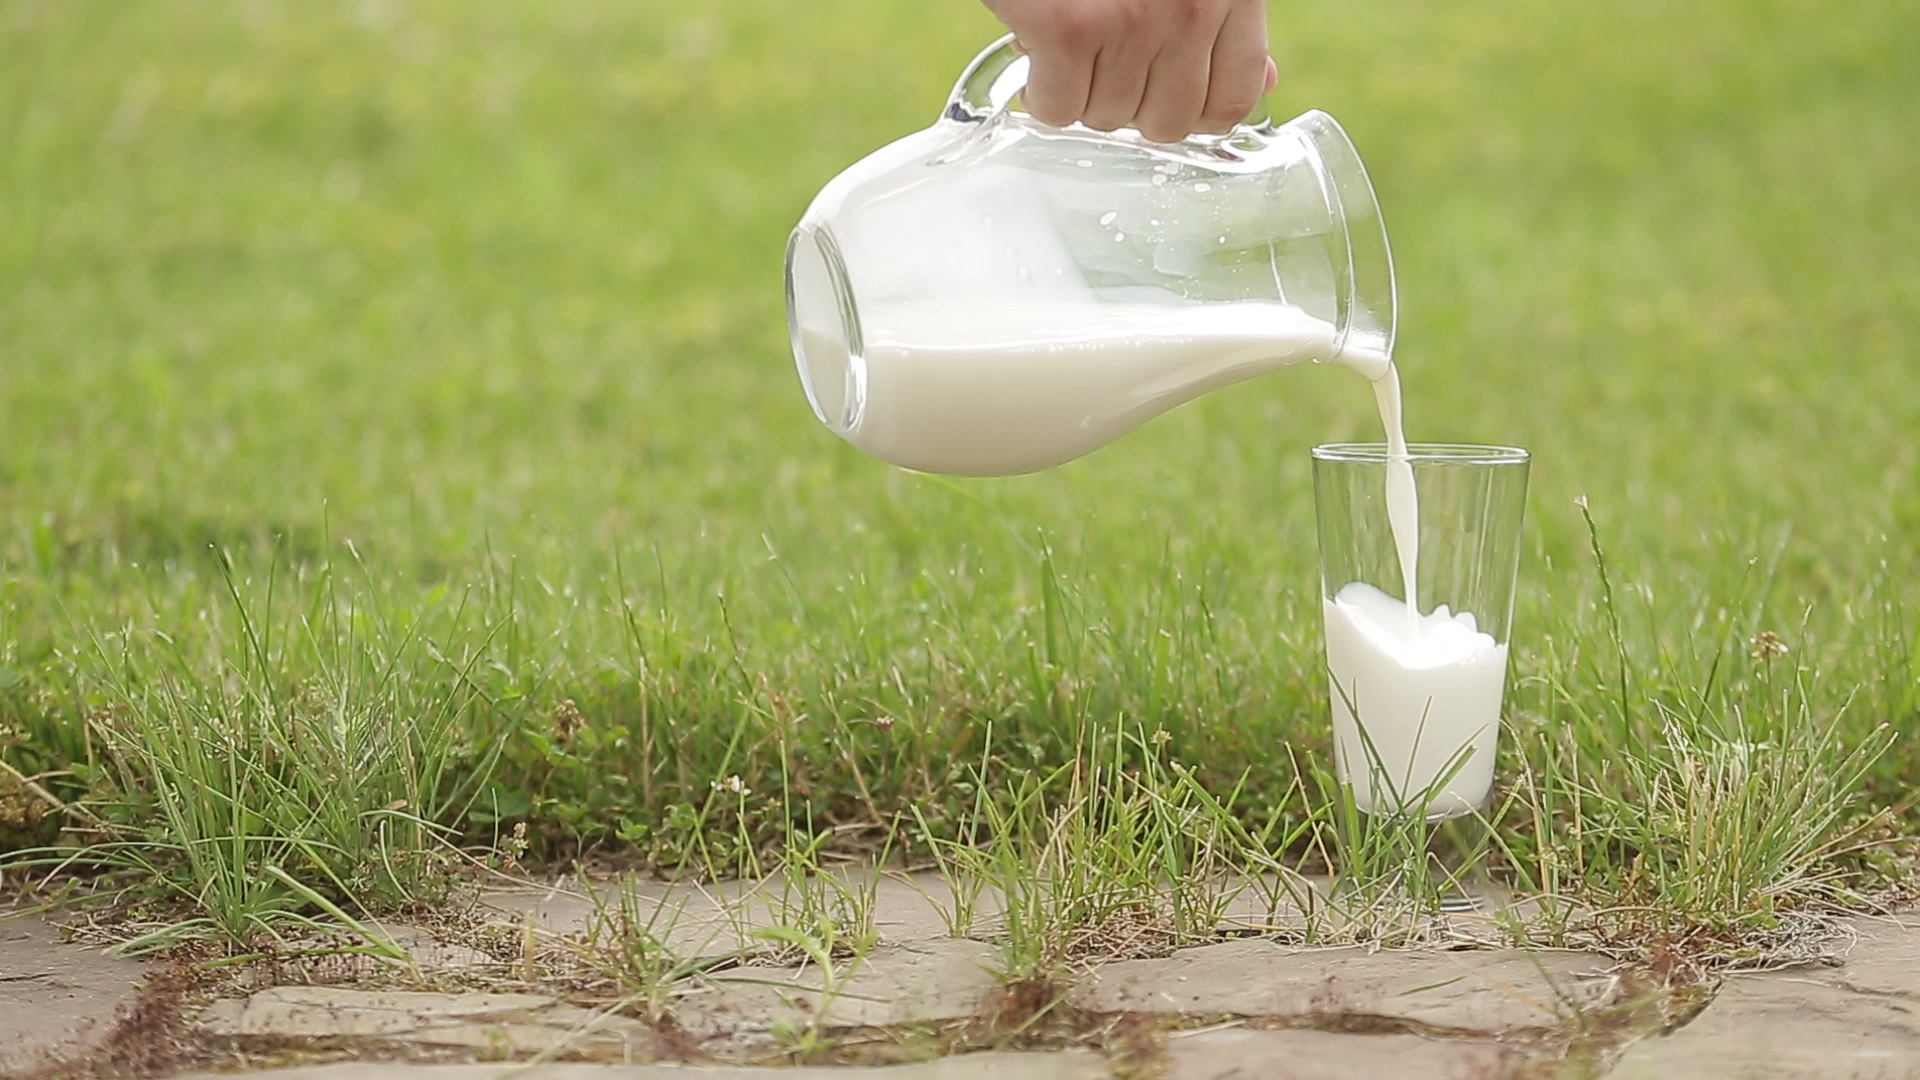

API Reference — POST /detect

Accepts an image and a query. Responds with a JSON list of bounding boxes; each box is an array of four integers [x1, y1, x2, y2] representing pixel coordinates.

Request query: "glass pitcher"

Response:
[[785, 34, 1396, 477]]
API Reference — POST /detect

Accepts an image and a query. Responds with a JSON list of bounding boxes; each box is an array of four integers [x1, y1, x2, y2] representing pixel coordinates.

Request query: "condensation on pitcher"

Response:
[[1099, 211, 1117, 227]]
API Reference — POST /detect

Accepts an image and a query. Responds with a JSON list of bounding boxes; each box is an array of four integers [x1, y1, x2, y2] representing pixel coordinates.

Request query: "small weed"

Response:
[[568, 877, 745, 1022]]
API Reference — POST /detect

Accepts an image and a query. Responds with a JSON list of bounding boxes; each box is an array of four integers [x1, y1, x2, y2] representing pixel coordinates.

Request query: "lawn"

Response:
[[1, 0, 1916, 960]]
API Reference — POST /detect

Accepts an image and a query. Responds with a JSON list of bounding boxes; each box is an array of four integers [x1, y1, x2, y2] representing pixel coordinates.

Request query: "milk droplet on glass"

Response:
[[1194, 182, 1211, 192], [1098, 211, 1118, 226]]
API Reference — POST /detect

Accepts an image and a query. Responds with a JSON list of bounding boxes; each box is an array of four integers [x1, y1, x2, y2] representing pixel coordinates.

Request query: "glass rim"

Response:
[[1311, 442, 1529, 466]]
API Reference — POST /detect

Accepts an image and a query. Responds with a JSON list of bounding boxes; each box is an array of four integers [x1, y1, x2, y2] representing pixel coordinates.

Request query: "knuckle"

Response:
[[1203, 71, 1267, 126], [1038, 6, 1101, 50], [1205, 91, 1261, 122], [1155, 0, 1224, 32], [1026, 99, 1078, 127]]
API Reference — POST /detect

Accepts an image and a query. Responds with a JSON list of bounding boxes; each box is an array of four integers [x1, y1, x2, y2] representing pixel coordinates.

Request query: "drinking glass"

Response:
[[1311, 443, 1530, 824]]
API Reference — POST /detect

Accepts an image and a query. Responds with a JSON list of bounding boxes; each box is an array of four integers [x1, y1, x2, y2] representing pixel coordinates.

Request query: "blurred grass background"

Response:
[[0, 0, 1915, 887]]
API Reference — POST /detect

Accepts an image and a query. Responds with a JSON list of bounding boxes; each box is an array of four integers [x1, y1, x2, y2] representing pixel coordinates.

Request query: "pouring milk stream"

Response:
[[785, 37, 1504, 819]]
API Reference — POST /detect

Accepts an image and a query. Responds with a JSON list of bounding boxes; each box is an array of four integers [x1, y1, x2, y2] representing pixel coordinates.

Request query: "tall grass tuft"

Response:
[[4, 546, 509, 948]]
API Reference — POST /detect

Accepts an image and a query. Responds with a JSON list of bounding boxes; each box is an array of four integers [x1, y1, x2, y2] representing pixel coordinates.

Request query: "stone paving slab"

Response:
[[0, 910, 147, 1074], [1825, 911, 1920, 996], [481, 873, 980, 958], [199, 939, 1003, 1059], [1608, 973, 1920, 1080], [170, 1054, 1111, 1080], [479, 873, 1533, 955], [363, 921, 499, 974], [1164, 1027, 1529, 1079], [1073, 938, 1616, 1033], [1610, 913, 1920, 1080], [200, 986, 669, 1058], [677, 939, 1003, 1044]]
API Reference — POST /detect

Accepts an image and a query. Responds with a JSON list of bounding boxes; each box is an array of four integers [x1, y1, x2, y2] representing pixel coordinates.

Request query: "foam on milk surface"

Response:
[[1324, 581, 1508, 818]]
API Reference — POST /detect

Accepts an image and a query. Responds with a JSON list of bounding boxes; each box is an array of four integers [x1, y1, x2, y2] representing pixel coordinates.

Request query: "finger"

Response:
[[1198, 0, 1272, 132], [1134, 33, 1217, 142], [1019, 43, 1095, 128], [1080, 39, 1154, 132]]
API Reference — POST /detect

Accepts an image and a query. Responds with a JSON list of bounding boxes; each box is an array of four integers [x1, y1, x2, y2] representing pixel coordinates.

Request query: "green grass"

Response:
[[2, 0, 1917, 960]]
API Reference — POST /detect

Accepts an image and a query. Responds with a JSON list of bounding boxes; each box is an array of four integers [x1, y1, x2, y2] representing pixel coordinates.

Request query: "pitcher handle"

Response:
[[942, 34, 1029, 125]]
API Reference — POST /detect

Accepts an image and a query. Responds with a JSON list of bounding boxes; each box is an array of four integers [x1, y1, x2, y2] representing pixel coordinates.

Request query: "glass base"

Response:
[[1429, 812, 1495, 912], [1327, 804, 1496, 916]]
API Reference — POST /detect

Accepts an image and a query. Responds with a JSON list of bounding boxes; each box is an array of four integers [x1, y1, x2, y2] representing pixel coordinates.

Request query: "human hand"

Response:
[[980, 0, 1278, 142]]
